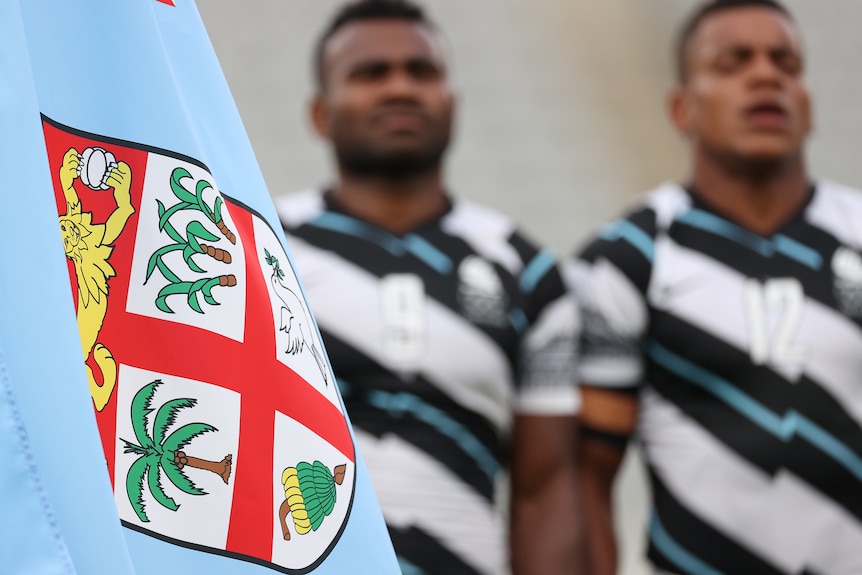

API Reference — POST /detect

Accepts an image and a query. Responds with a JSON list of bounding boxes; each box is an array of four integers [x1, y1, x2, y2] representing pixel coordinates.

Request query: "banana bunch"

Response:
[[279, 461, 347, 540], [282, 465, 314, 536]]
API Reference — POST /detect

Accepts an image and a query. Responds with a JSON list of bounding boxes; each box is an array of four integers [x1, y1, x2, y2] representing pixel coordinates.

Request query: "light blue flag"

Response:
[[0, 1, 400, 573]]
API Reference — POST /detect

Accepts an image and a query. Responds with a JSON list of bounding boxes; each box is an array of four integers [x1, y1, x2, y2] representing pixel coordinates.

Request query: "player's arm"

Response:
[[510, 413, 579, 575], [508, 253, 581, 575], [566, 207, 655, 575], [577, 386, 638, 575]]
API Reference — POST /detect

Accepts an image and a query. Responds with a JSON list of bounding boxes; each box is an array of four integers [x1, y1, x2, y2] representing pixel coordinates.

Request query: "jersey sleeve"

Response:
[[509, 240, 581, 416], [568, 206, 656, 392]]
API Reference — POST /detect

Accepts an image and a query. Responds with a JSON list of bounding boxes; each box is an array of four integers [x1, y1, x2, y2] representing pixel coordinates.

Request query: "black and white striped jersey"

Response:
[[277, 190, 579, 575], [570, 181, 862, 575]]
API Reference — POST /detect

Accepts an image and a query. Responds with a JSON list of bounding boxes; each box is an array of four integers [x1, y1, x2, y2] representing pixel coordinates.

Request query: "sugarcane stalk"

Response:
[[219, 274, 237, 287], [216, 220, 236, 245], [199, 243, 232, 263]]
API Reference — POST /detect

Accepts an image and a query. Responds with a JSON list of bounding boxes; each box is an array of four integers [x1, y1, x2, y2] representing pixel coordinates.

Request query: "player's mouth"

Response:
[[744, 100, 790, 130], [372, 106, 429, 133]]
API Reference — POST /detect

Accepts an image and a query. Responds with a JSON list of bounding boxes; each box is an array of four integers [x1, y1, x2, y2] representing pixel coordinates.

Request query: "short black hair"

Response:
[[675, 0, 794, 84], [313, 0, 435, 90]]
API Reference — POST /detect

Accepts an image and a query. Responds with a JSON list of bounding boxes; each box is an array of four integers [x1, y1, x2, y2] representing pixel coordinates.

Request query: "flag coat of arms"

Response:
[[0, 1, 399, 573]]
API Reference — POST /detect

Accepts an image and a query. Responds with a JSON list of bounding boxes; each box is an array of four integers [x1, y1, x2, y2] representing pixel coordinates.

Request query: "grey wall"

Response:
[[198, 0, 688, 256], [198, 3, 862, 574]]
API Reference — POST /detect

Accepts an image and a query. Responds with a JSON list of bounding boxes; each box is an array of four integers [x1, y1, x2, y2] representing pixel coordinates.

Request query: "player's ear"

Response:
[[310, 93, 331, 141], [669, 86, 694, 139]]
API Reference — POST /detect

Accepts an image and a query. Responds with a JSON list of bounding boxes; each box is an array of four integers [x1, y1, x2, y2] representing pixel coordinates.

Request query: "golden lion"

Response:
[[58, 147, 134, 411]]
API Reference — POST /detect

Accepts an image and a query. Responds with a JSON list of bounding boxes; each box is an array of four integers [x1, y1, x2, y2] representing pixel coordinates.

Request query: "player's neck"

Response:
[[690, 153, 810, 237], [331, 168, 448, 236]]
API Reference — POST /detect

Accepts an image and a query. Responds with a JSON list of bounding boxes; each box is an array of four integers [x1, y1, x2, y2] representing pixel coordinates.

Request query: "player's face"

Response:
[[671, 8, 812, 165], [313, 20, 454, 178]]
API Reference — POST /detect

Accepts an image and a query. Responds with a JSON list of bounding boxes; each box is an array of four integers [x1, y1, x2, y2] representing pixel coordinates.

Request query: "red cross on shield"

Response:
[[45, 117, 355, 573]]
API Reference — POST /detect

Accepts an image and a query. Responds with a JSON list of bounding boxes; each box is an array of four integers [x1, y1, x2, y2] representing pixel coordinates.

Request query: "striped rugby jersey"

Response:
[[277, 190, 580, 575], [570, 181, 862, 575]]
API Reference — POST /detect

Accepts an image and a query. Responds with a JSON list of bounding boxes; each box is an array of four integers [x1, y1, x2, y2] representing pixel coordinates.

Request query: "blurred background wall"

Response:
[[198, 2, 862, 573]]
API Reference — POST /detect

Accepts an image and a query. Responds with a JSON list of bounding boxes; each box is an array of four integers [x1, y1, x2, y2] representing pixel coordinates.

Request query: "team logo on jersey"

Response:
[[832, 246, 862, 317], [456, 256, 509, 327], [45, 117, 355, 573]]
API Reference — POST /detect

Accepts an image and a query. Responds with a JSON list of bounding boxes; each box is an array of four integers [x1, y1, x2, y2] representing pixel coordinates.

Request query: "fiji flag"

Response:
[[0, 0, 399, 574]]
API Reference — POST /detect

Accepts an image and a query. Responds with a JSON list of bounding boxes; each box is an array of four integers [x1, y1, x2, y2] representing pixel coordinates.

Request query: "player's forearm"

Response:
[[509, 414, 580, 574], [510, 469, 579, 575], [579, 488, 618, 575], [576, 441, 624, 575]]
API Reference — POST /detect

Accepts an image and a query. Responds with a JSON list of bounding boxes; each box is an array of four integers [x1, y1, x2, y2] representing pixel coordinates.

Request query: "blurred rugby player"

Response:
[[570, 1, 862, 573], [276, 1, 581, 573]]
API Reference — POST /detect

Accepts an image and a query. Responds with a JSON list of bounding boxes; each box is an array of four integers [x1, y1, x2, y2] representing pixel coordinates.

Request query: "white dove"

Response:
[[269, 262, 329, 386]]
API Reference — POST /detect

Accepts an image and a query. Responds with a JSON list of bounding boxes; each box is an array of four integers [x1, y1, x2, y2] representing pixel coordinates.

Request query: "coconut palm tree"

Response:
[[121, 379, 232, 522]]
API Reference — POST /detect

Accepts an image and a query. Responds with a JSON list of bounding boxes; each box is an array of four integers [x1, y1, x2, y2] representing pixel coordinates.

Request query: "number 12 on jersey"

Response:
[[744, 277, 807, 366]]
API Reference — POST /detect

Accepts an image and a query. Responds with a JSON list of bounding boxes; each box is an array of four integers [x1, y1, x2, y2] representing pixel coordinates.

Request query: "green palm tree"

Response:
[[121, 379, 232, 522]]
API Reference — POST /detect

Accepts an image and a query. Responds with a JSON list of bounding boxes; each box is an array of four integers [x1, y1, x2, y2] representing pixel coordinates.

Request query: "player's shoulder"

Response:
[[814, 179, 862, 203], [807, 180, 862, 249], [274, 189, 325, 230], [574, 183, 689, 290], [442, 198, 552, 276], [581, 181, 688, 247], [443, 200, 571, 346]]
